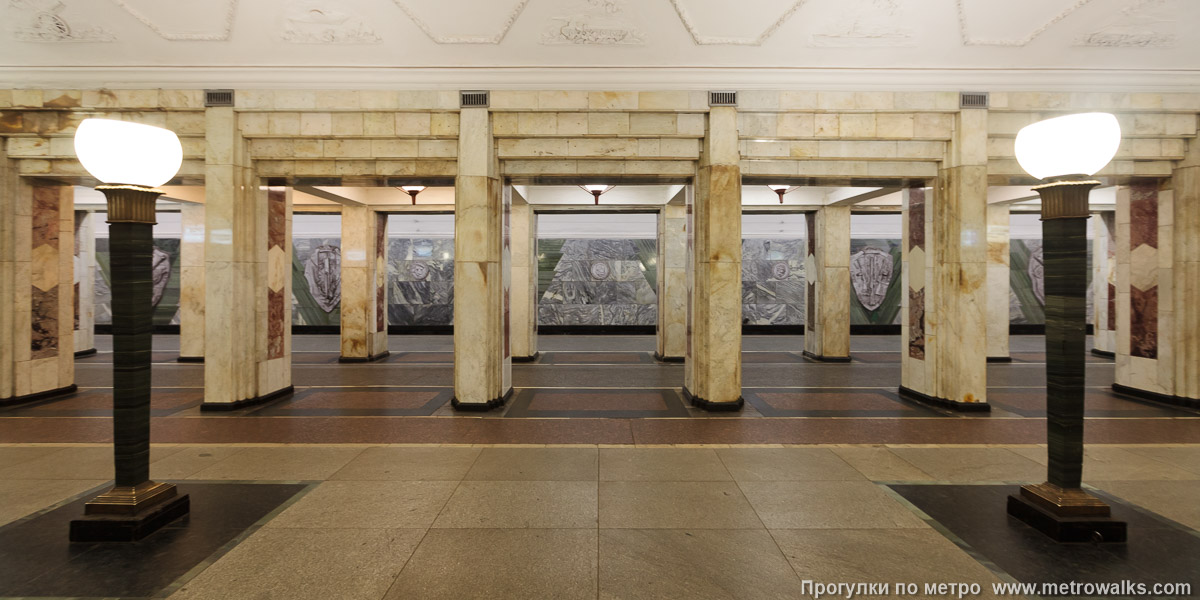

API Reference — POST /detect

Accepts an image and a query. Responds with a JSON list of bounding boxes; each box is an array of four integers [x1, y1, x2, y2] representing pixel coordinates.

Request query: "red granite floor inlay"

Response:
[[527, 392, 669, 412], [284, 391, 441, 410], [741, 352, 805, 363], [757, 391, 913, 412]]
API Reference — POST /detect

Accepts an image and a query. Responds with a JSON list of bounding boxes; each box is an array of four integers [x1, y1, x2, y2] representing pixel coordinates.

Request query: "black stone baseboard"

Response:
[[0, 384, 77, 407], [801, 350, 852, 363], [1006, 493, 1127, 543], [512, 352, 540, 363], [987, 356, 1013, 363], [200, 386, 295, 412], [538, 325, 656, 335], [451, 387, 513, 412], [898, 385, 991, 412], [176, 356, 204, 363], [69, 494, 191, 543], [1112, 383, 1200, 410], [94, 325, 180, 335], [653, 352, 684, 363], [73, 348, 97, 358], [1091, 348, 1115, 358], [338, 351, 391, 363], [682, 386, 744, 412]]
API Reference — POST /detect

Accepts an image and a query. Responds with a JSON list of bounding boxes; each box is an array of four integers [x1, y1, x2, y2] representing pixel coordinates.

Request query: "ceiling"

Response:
[[4, 0, 1198, 89]]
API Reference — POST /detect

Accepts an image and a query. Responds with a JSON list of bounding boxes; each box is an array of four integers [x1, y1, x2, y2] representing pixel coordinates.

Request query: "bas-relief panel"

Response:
[[94, 238, 181, 326], [742, 238, 805, 325], [293, 237, 341, 325], [389, 238, 454, 327], [849, 239, 901, 325], [537, 238, 658, 326], [1009, 239, 1094, 325]]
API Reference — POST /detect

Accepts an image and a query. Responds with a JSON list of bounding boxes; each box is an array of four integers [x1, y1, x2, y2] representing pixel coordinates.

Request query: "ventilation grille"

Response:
[[460, 90, 489, 108], [708, 91, 738, 107], [204, 89, 234, 107], [960, 92, 989, 109]]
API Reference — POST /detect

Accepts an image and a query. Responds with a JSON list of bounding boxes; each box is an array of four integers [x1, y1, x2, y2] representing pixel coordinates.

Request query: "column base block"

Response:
[[512, 352, 540, 363], [1090, 348, 1115, 358], [177, 356, 205, 363], [0, 384, 78, 407], [801, 351, 851, 363], [1007, 493, 1126, 543], [74, 348, 97, 358], [200, 386, 295, 411], [70, 493, 190, 543], [898, 386, 991, 412], [452, 388, 513, 412], [338, 351, 390, 364], [1112, 383, 1199, 410], [652, 352, 684, 363], [986, 356, 1012, 363], [682, 386, 743, 412]]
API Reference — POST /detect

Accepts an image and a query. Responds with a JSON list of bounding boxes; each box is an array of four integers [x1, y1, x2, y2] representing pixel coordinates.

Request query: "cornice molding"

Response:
[[3, 66, 1200, 91]]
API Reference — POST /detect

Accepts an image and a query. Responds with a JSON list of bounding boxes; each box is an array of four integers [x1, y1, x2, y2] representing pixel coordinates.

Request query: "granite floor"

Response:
[[1, 444, 1198, 599]]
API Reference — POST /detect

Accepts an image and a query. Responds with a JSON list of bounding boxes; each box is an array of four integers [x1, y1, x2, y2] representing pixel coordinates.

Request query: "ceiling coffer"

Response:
[[959, 92, 989, 109], [204, 89, 234, 107], [460, 90, 490, 108], [708, 91, 738, 107]]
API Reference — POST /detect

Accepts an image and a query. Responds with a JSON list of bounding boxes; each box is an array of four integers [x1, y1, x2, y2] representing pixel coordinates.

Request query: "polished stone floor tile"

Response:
[[1010, 445, 1200, 481], [0, 445, 183, 480], [464, 447, 598, 481], [1091, 480, 1200, 530], [150, 446, 248, 480], [600, 481, 763, 529], [830, 447, 934, 481], [888, 448, 1044, 482], [0, 478, 106, 526], [0, 446, 67, 469], [433, 480, 597, 529], [171, 527, 423, 600], [385, 529, 598, 600], [1121, 446, 1200, 475], [267, 480, 457, 529], [716, 448, 864, 481], [599, 529, 805, 599], [600, 448, 731, 481], [186, 446, 366, 481], [330, 446, 482, 481], [739, 481, 927, 529], [771, 528, 1003, 594]]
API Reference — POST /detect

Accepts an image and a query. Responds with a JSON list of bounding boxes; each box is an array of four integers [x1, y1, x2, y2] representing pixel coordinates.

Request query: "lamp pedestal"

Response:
[[70, 185, 189, 542], [1005, 178, 1125, 543]]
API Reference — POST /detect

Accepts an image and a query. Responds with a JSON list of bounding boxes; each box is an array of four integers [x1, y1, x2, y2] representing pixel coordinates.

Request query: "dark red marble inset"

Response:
[[31, 286, 58, 359], [1129, 182, 1158, 250], [1106, 282, 1116, 331], [376, 213, 387, 331], [908, 288, 925, 360], [805, 211, 816, 257], [73, 282, 80, 331], [267, 288, 285, 359], [31, 186, 60, 250], [907, 187, 925, 252], [267, 188, 286, 250], [1130, 285, 1158, 359], [806, 282, 816, 326]]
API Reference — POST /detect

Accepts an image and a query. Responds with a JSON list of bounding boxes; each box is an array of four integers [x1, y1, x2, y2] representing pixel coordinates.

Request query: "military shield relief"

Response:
[[850, 246, 892, 311], [151, 246, 171, 307], [305, 245, 342, 313], [1027, 243, 1045, 305]]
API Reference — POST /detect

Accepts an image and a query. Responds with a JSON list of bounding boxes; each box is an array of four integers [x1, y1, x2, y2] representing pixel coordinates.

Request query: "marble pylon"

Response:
[[1169, 140, 1200, 404], [685, 106, 742, 410], [804, 206, 850, 361], [985, 204, 1010, 361], [509, 193, 537, 361], [1092, 211, 1117, 356], [202, 107, 292, 409], [0, 172, 75, 404], [452, 107, 512, 409], [73, 210, 96, 356], [656, 200, 687, 362], [900, 109, 989, 410], [340, 206, 388, 362], [178, 202, 205, 361]]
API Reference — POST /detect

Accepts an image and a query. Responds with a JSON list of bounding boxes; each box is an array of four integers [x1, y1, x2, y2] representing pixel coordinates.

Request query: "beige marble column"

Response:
[[985, 204, 1011, 361], [178, 202, 205, 361], [202, 107, 292, 409], [803, 206, 850, 362], [684, 106, 742, 410], [1092, 211, 1117, 356], [1169, 142, 1200, 404], [900, 109, 989, 410], [1114, 180, 1179, 402], [656, 201, 687, 362], [74, 210, 96, 356], [509, 194, 538, 361], [340, 206, 388, 362], [0, 175, 75, 405], [453, 107, 511, 409]]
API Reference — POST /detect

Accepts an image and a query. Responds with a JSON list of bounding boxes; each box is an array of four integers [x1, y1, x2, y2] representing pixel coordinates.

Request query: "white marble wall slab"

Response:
[[657, 203, 687, 360], [804, 207, 850, 360], [340, 205, 387, 360], [1092, 211, 1116, 355], [510, 200, 537, 359], [179, 203, 205, 359], [1171, 148, 1200, 401], [73, 210, 95, 354], [985, 204, 1010, 359]]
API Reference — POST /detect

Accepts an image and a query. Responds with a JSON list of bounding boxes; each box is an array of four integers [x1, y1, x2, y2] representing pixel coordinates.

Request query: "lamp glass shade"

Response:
[[401, 186, 426, 193], [1014, 113, 1121, 180], [74, 119, 183, 188], [583, 184, 609, 193]]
